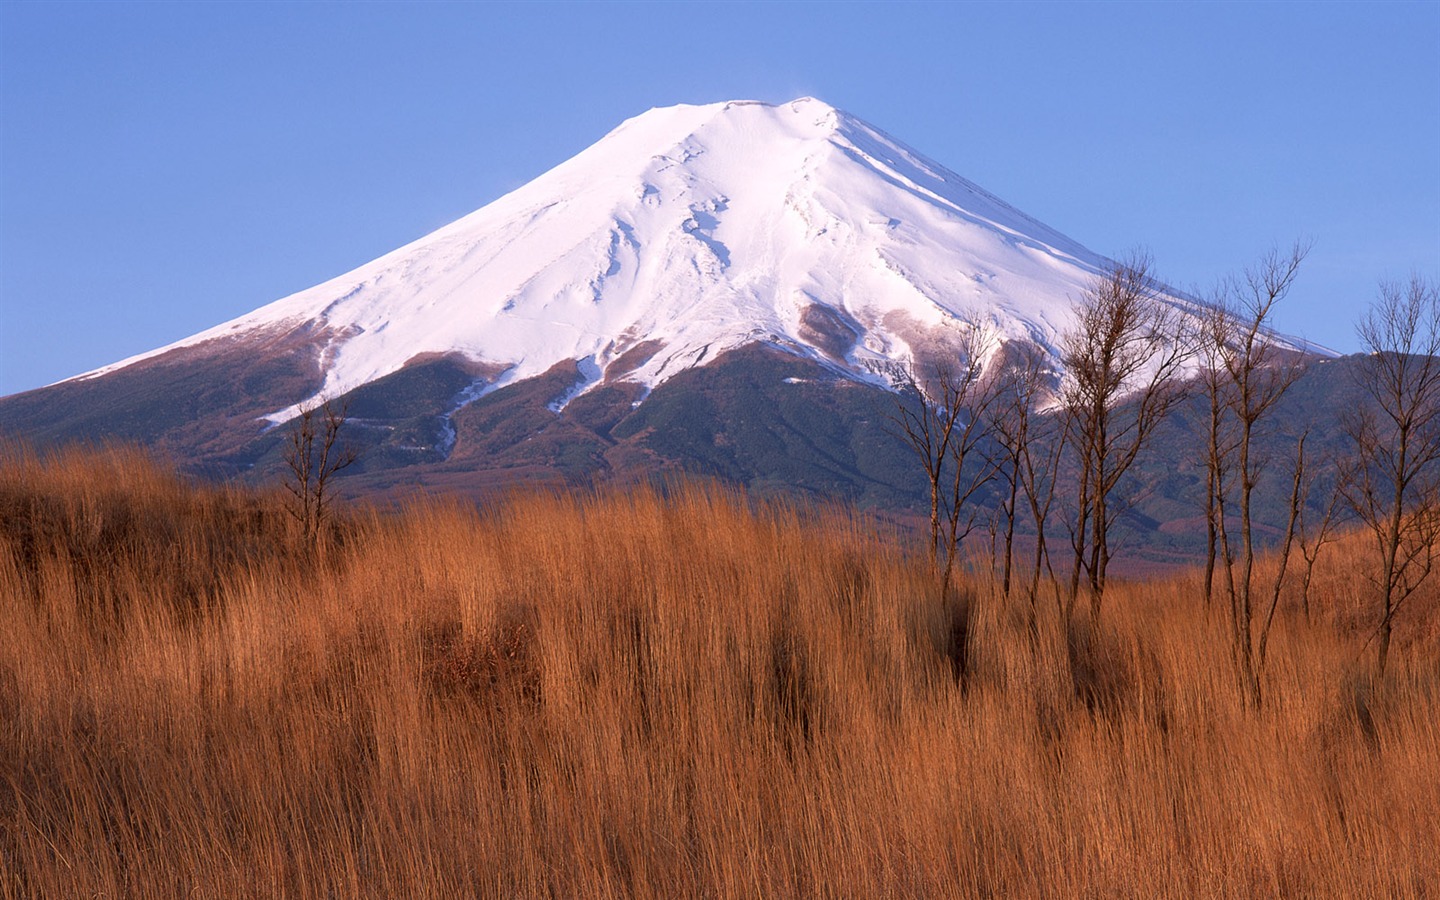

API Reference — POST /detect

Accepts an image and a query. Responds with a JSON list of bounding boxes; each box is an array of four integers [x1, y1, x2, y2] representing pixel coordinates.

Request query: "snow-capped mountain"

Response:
[[3, 97, 1336, 534], [68, 97, 1206, 425]]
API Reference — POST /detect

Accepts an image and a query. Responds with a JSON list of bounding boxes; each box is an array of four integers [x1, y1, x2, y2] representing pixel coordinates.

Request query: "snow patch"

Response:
[[548, 357, 603, 413]]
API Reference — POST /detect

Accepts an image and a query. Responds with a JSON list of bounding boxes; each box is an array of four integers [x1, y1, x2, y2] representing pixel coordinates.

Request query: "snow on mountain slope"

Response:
[[69, 97, 1281, 422]]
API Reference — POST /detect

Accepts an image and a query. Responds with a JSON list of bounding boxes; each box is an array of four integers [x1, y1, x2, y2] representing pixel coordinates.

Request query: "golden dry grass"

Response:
[[1, 444, 1437, 897]]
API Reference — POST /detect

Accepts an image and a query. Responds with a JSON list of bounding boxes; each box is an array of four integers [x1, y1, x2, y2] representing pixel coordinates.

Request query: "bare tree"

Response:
[[1197, 304, 1239, 608], [939, 379, 1000, 586], [989, 360, 1027, 599], [1342, 275, 1440, 676], [1059, 252, 1193, 620], [283, 397, 359, 552], [891, 365, 963, 573], [990, 345, 1052, 597], [1022, 404, 1068, 616], [1202, 244, 1310, 703], [989, 344, 1070, 632], [890, 327, 999, 584], [1294, 456, 1343, 623]]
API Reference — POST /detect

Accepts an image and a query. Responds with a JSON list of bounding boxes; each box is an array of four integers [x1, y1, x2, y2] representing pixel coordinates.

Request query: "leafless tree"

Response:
[[283, 397, 359, 552], [1059, 252, 1193, 620], [1294, 456, 1343, 623], [1202, 243, 1310, 704], [890, 327, 999, 585], [891, 365, 963, 573], [990, 345, 1055, 600], [989, 365, 1024, 598], [1197, 305, 1240, 608], [1022, 406, 1068, 616], [987, 343, 1071, 638], [939, 377, 1001, 587], [1342, 275, 1440, 676]]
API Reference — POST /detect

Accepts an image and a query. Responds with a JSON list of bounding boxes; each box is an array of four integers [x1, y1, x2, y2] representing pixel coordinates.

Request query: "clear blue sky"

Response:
[[2, 0, 1437, 395]]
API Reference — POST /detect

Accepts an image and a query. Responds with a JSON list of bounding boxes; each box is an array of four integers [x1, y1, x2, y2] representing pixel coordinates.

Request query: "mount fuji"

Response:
[[1, 97, 1326, 524]]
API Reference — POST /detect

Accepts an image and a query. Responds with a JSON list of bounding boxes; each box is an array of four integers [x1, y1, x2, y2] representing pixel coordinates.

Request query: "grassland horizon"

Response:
[[2, 444, 1436, 897]]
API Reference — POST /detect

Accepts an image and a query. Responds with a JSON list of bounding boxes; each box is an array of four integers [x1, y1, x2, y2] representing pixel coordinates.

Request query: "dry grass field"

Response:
[[1, 445, 1437, 897]]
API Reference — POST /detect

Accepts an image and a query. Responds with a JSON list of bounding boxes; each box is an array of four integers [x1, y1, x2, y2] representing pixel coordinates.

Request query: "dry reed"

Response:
[[1, 445, 1436, 897]]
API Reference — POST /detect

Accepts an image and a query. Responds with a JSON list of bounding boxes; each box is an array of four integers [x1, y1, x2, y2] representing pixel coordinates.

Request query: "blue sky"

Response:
[[2, 0, 1437, 395]]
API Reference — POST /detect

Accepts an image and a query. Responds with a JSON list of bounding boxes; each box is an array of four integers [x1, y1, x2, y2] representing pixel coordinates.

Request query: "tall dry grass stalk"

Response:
[[1, 445, 1436, 897]]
